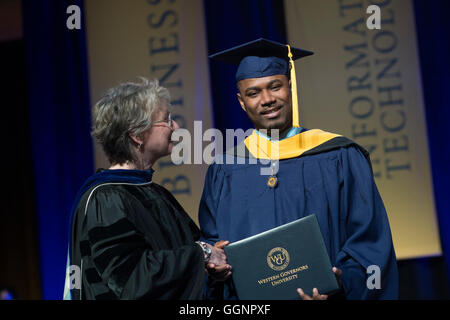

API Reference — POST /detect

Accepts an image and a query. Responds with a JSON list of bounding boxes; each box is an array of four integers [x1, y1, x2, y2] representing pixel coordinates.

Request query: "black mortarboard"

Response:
[[209, 38, 314, 128]]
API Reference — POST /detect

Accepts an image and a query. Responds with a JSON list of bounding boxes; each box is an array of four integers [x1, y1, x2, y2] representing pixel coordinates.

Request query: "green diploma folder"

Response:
[[224, 214, 340, 300]]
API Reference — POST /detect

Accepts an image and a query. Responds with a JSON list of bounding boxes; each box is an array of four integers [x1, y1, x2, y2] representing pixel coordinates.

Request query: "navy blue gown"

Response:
[[199, 130, 398, 300]]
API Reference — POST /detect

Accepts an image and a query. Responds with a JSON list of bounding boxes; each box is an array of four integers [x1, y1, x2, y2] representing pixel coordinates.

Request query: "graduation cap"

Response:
[[209, 38, 313, 128]]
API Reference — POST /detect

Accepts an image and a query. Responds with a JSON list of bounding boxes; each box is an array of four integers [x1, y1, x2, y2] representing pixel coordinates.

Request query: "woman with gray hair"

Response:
[[64, 78, 230, 300]]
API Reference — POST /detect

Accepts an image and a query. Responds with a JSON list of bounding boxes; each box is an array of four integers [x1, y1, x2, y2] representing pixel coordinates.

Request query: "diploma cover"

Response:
[[224, 214, 339, 300]]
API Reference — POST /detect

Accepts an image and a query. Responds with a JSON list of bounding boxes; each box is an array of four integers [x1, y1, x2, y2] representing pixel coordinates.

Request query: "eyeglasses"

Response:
[[152, 112, 172, 128]]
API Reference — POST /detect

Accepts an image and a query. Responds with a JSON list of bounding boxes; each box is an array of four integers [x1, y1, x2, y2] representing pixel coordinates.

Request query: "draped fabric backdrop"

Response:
[[22, 0, 94, 299], [17, 0, 450, 299], [204, 0, 287, 135], [409, 0, 450, 298]]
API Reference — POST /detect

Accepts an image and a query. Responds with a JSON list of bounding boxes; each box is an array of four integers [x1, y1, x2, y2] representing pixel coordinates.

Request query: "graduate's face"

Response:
[[237, 74, 292, 135]]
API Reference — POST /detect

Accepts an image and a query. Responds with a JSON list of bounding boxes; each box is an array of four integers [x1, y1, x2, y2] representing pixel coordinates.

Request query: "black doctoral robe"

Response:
[[65, 169, 205, 300]]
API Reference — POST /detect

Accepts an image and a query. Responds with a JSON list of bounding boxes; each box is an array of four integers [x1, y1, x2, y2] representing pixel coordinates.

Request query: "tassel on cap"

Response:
[[287, 44, 300, 128]]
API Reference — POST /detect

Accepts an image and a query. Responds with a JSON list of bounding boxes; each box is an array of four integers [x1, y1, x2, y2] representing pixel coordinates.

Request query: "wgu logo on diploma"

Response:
[[267, 247, 290, 271]]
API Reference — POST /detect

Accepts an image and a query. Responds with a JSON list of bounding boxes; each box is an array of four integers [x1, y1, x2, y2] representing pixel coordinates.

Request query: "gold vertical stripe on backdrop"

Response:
[[284, 0, 441, 259]]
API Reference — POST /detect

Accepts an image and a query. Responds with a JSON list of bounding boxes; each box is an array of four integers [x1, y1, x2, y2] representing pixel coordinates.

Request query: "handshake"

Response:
[[200, 240, 232, 282]]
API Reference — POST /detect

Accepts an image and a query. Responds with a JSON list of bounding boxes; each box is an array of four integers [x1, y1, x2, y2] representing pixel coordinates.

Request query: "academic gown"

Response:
[[199, 129, 398, 300], [65, 169, 205, 300]]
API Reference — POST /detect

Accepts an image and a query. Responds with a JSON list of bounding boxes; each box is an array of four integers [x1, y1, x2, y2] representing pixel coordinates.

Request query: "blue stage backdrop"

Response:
[[22, 0, 94, 299], [413, 0, 450, 296], [204, 0, 287, 136]]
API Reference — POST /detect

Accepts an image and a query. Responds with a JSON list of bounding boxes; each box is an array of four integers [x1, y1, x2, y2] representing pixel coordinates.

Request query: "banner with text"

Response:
[[85, 0, 213, 224], [284, 0, 441, 259]]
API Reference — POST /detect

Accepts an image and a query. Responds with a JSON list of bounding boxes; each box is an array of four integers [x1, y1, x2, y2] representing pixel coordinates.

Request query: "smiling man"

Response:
[[237, 74, 292, 137], [199, 39, 398, 300]]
